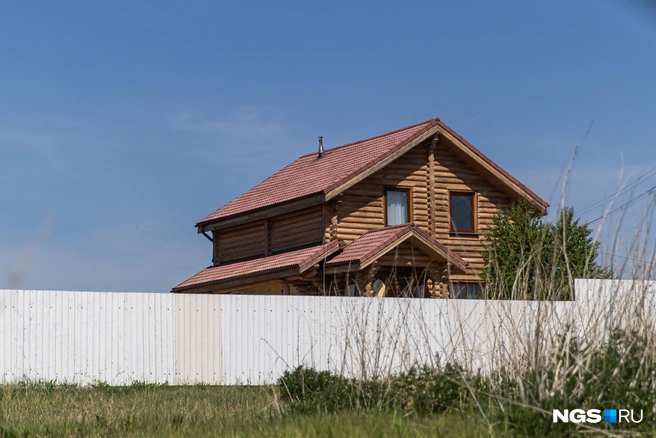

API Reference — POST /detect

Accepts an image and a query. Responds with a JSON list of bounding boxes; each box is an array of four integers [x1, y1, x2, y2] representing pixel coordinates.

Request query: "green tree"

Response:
[[481, 202, 610, 300]]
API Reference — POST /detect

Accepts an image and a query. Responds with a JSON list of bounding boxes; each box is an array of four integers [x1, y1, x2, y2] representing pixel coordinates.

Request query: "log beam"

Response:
[[428, 135, 439, 237]]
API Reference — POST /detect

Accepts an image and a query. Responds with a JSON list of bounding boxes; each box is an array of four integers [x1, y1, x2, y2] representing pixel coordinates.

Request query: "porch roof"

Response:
[[326, 223, 468, 272], [172, 240, 340, 292]]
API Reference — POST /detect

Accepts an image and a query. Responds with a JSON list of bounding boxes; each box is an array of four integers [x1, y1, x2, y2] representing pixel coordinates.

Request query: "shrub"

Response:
[[493, 328, 656, 436], [277, 367, 356, 413], [277, 364, 488, 416], [388, 364, 485, 415], [278, 330, 656, 435]]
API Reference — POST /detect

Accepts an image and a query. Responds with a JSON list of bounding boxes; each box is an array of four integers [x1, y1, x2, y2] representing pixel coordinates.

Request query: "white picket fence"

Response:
[[0, 279, 653, 385]]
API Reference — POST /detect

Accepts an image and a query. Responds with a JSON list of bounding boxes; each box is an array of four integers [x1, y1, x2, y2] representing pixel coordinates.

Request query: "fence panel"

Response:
[[0, 280, 653, 385]]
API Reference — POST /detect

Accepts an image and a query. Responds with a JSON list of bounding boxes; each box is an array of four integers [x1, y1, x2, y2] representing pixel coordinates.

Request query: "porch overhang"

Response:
[[324, 223, 468, 275]]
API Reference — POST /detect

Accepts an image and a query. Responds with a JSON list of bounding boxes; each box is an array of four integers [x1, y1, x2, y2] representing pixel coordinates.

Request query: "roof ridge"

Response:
[[297, 117, 440, 159]]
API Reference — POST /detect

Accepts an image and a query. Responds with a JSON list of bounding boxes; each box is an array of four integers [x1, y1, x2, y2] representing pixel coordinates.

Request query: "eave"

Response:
[[196, 193, 324, 233], [172, 241, 340, 293]]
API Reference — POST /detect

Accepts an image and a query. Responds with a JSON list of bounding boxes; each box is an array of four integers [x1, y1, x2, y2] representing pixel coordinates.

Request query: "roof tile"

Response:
[[173, 241, 339, 291], [326, 223, 467, 269], [197, 119, 440, 224], [197, 117, 548, 225]]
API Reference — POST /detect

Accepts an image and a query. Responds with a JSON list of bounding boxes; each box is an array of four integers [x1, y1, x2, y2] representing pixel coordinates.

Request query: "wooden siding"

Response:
[[270, 204, 324, 253], [213, 205, 324, 265], [213, 220, 266, 264]]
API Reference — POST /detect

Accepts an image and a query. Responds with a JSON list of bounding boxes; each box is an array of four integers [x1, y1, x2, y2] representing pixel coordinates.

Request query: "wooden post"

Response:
[[354, 272, 367, 297], [427, 278, 435, 298], [334, 274, 345, 296], [425, 267, 441, 298], [330, 194, 343, 241], [440, 263, 452, 298], [212, 231, 220, 266], [364, 261, 379, 297], [264, 218, 271, 257], [427, 135, 438, 238]]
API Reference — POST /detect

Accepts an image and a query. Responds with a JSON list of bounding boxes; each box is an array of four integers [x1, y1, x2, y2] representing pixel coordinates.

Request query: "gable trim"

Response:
[[325, 225, 468, 274], [324, 124, 441, 201], [356, 232, 467, 272], [323, 123, 548, 215], [435, 122, 548, 213], [322, 121, 549, 214]]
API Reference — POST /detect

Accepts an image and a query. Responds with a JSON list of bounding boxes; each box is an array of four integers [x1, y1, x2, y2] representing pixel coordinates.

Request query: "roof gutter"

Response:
[[172, 266, 300, 293]]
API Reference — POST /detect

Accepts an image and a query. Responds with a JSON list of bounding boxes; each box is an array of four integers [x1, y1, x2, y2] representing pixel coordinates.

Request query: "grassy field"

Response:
[[0, 382, 488, 438]]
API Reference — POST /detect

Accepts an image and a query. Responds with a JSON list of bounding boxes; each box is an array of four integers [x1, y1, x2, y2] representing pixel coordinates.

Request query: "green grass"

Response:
[[0, 382, 488, 437]]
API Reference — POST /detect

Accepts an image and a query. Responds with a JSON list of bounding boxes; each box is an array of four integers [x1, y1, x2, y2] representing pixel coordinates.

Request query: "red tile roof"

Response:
[[197, 117, 548, 226], [173, 241, 339, 291], [197, 119, 440, 225], [326, 223, 467, 271]]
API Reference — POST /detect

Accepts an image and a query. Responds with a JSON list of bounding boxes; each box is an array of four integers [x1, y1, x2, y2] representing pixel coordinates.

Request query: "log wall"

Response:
[[326, 138, 514, 278], [330, 142, 430, 243], [432, 142, 513, 276]]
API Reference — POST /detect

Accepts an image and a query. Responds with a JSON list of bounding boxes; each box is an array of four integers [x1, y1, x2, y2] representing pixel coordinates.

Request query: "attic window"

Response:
[[385, 188, 411, 226], [450, 192, 476, 234]]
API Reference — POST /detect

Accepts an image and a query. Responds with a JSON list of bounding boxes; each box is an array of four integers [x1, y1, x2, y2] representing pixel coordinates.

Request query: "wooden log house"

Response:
[[173, 117, 548, 298]]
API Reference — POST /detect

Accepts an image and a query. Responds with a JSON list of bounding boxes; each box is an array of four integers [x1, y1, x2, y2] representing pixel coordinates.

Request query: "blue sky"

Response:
[[1, 1, 655, 291]]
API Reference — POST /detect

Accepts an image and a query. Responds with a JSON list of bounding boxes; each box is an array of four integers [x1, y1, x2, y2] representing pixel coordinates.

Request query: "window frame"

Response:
[[449, 191, 477, 235], [449, 281, 485, 299], [383, 187, 413, 226]]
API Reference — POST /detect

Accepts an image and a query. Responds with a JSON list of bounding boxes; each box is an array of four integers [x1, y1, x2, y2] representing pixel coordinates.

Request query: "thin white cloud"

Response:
[[0, 127, 70, 172], [172, 108, 285, 140]]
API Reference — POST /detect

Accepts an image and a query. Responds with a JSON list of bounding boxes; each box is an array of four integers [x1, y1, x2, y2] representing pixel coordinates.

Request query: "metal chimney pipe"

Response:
[[318, 136, 324, 158]]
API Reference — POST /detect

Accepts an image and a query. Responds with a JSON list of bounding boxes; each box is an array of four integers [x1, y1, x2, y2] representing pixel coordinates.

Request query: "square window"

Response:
[[386, 189, 410, 226], [450, 193, 475, 233]]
